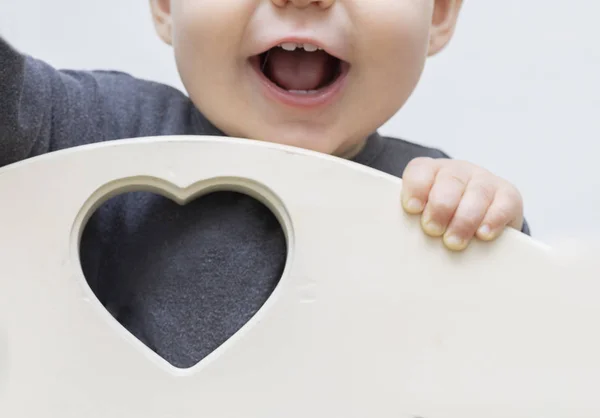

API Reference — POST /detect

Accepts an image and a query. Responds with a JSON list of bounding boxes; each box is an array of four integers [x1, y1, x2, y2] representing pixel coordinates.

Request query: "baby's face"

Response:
[[151, 0, 461, 157]]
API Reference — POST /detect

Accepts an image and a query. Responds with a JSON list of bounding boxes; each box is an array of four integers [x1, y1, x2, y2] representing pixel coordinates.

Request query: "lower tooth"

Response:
[[289, 90, 317, 94]]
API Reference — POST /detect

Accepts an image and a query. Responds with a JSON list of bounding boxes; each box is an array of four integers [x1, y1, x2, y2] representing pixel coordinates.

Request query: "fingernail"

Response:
[[444, 234, 467, 250], [423, 219, 444, 236], [477, 224, 493, 240], [405, 197, 423, 213]]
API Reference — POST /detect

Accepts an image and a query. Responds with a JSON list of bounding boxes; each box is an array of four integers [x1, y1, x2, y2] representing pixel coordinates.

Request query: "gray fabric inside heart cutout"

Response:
[[80, 190, 287, 368]]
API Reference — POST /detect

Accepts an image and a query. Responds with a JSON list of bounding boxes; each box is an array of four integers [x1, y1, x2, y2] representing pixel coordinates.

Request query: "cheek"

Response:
[[353, 1, 432, 97], [169, 1, 257, 98], [170, 1, 255, 65]]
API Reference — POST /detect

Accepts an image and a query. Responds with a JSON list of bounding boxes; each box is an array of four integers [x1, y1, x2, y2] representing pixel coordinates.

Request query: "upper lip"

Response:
[[251, 36, 348, 62]]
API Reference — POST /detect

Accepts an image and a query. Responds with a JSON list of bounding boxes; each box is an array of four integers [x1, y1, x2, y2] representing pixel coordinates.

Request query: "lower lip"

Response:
[[249, 56, 350, 109]]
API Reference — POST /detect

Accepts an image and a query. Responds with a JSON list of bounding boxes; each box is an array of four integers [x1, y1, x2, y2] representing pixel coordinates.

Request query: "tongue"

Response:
[[266, 48, 334, 91]]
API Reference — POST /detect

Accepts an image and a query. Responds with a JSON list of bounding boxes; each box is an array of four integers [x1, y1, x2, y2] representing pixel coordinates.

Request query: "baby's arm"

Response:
[[0, 36, 131, 167], [0, 36, 191, 169], [0, 37, 48, 166], [0, 36, 98, 166]]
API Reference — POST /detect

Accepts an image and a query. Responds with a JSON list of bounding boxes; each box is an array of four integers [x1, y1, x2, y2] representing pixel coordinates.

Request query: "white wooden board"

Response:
[[0, 136, 598, 417]]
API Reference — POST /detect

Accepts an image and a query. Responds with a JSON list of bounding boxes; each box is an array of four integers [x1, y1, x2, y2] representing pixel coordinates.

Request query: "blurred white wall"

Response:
[[1, 0, 599, 244]]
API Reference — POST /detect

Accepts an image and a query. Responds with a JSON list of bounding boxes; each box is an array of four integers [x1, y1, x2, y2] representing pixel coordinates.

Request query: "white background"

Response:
[[1, 0, 599, 245]]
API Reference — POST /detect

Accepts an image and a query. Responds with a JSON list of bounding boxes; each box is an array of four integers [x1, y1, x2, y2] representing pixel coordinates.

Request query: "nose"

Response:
[[271, 0, 335, 9]]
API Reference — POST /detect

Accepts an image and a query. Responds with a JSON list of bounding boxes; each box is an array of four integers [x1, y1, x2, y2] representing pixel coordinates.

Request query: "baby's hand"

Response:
[[401, 158, 524, 251]]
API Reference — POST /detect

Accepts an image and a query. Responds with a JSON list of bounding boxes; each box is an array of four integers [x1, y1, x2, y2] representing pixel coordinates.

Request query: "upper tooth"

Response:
[[280, 43, 297, 51], [302, 43, 319, 52], [278, 43, 320, 52]]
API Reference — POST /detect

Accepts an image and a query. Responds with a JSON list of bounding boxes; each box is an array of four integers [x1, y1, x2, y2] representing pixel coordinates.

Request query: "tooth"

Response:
[[302, 44, 318, 52], [280, 43, 297, 51], [288, 90, 317, 94]]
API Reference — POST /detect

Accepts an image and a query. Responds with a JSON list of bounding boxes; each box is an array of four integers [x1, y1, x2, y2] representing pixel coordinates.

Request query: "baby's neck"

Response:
[[336, 138, 368, 160]]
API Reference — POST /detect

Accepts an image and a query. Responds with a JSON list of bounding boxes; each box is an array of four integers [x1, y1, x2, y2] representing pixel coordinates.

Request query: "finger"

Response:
[[421, 168, 471, 237], [443, 181, 496, 251], [401, 157, 441, 214], [476, 187, 524, 241]]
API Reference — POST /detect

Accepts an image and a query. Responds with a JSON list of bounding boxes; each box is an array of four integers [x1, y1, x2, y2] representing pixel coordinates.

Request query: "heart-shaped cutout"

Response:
[[80, 189, 287, 369]]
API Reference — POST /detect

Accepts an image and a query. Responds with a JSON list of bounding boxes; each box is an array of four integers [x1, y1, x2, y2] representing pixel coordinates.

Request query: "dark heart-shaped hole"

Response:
[[79, 189, 287, 369]]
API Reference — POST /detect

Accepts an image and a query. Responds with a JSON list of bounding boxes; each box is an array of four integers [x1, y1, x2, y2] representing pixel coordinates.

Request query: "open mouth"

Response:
[[249, 42, 349, 105]]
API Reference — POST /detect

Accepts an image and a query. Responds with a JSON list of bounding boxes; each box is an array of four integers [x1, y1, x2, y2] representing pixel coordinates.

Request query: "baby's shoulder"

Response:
[[381, 135, 450, 159], [59, 68, 190, 105], [55, 68, 202, 137], [366, 133, 450, 178]]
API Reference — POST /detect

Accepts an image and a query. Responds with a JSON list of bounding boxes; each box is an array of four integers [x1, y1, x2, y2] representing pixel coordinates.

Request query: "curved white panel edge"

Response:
[[0, 136, 597, 417]]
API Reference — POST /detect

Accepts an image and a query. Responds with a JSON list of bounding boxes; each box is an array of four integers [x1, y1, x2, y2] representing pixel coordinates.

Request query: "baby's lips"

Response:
[[249, 34, 350, 63]]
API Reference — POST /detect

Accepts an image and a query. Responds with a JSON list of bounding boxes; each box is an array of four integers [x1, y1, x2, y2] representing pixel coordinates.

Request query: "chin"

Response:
[[213, 114, 355, 156], [255, 129, 337, 154]]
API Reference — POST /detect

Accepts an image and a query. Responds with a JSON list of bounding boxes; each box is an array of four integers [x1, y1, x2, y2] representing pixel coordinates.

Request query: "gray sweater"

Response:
[[0, 38, 529, 368]]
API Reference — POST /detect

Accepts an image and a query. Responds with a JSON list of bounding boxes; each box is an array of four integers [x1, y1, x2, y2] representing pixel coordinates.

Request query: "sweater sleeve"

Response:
[[0, 36, 50, 166], [0, 36, 113, 166], [0, 36, 199, 168]]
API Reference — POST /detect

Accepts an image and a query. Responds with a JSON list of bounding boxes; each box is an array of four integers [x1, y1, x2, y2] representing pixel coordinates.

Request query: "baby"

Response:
[[0, 0, 529, 368]]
